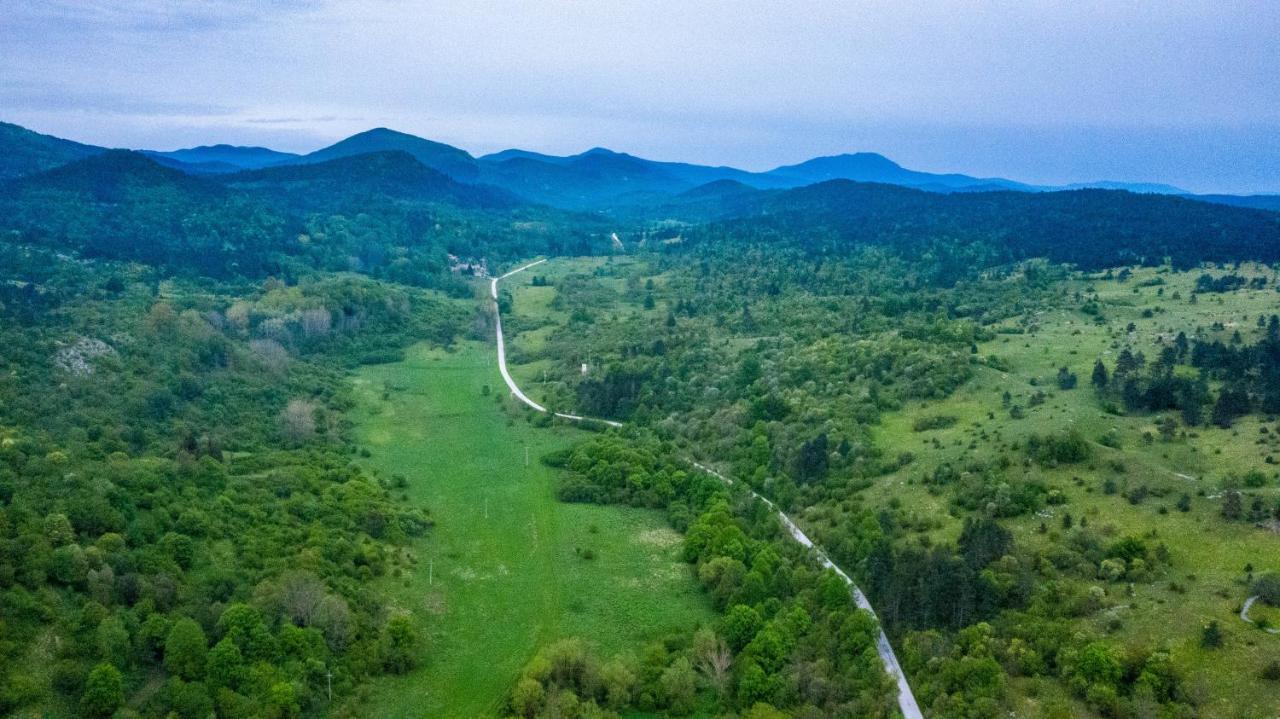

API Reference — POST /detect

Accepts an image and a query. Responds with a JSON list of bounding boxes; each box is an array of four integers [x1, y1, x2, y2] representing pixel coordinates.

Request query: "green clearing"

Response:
[[863, 265, 1280, 717], [350, 340, 712, 718]]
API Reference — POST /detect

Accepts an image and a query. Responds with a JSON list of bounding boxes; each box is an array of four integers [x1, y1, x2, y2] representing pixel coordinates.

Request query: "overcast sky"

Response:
[[2, 1, 1277, 193]]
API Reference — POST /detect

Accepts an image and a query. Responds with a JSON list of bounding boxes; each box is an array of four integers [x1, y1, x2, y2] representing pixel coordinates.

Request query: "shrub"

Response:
[[1028, 430, 1092, 465], [1254, 573, 1280, 606], [912, 415, 958, 432]]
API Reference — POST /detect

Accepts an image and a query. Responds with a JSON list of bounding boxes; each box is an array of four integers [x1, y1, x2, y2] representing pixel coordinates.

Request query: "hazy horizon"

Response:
[[3, 1, 1277, 193]]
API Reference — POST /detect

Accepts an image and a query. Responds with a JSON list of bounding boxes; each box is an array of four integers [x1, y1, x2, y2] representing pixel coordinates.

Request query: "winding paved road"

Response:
[[1241, 595, 1280, 634], [490, 259, 923, 719], [491, 260, 624, 427]]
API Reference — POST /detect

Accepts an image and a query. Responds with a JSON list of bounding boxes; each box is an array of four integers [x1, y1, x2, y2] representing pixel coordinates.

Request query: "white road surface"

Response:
[[1241, 595, 1280, 634], [491, 260, 625, 427], [490, 259, 923, 719]]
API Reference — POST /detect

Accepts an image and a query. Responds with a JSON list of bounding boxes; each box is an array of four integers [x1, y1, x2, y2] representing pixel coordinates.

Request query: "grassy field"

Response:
[[350, 340, 712, 718], [863, 265, 1280, 717]]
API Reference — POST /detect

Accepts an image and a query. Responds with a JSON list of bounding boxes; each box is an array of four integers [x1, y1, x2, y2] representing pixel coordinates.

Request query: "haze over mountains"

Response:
[[4, 117, 1279, 289], [142, 145, 300, 174], [1, 120, 1277, 213]]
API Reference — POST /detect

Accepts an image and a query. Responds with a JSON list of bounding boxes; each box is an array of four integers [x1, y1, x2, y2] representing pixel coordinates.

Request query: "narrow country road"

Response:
[[491, 260, 624, 427], [1241, 595, 1280, 634], [490, 259, 924, 719]]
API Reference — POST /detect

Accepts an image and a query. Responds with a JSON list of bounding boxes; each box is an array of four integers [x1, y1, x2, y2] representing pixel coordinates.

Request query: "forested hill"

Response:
[[0, 148, 609, 284], [4, 124, 1276, 288], [690, 180, 1280, 273], [218, 151, 518, 213], [295, 127, 481, 182], [145, 144, 300, 171], [8, 149, 228, 201], [0, 121, 106, 181], [1190, 193, 1280, 212], [0, 150, 283, 276]]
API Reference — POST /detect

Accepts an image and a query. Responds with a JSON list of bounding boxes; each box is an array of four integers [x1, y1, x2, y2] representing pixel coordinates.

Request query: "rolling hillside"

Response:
[[0, 121, 106, 181]]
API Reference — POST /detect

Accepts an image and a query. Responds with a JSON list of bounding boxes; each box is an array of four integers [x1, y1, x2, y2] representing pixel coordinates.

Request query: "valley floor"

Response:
[[347, 341, 712, 717]]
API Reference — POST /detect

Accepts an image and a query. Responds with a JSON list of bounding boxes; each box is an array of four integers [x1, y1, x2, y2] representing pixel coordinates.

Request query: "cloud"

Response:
[[244, 115, 365, 125], [0, 1, 1276, 192], [0, 80, 238, 117], [3, 0, 322, 33]]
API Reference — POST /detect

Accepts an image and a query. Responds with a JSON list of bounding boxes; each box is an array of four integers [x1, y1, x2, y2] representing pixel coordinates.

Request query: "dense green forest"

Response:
[[683, 182, 1280, 276], [0, 238, 474, 717], [2, 121, 1280, 718], [0, 149, 608, 283]]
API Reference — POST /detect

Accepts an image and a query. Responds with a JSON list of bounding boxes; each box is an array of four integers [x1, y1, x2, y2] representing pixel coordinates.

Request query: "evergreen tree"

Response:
[[958, 517, 1013, 567], [1091, 360, 1109, 389], [1115, 348, 1138, 378], [1211, 387, 1250, 428], [1179, 375, 1209, 426], [1122, 379, 1143, 411], [1201, 620, 1224, 648], [1222, 490, 1243, 520], [1057, 366, 1078, 390], [793, 433, 829, 483]]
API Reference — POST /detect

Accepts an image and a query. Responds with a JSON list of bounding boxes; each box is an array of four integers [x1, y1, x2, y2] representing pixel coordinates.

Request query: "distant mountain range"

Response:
[[221, 149, 514, 212], [1, 120, 1276, 212], [3, 130, 1277, 282], [291, 128, 481, 182], [143, 144, 300, 173], [1187, 194, 1280, 212], [713, 179, 1280, 272]]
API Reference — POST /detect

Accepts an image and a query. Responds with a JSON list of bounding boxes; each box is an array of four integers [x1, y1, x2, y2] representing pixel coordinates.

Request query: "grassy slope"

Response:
[[350, 339, 711, 718], [862, 265, 1280, 717]]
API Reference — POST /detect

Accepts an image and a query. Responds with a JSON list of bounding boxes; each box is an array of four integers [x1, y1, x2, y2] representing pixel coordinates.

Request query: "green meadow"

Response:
[[863, 265, 1280, 717], [349, 340, 712, 718]]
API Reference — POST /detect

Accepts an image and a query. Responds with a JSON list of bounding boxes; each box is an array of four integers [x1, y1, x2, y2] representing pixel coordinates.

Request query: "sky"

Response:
[[2, 0, 1277, 194]]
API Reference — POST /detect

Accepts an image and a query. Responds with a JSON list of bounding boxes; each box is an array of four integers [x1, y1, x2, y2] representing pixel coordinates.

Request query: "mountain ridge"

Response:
[[293, 127, 481, 182], [144, 144, 301, 172], [1, 149, 226, 200], [0, 121, 107, 181], [1, 120, 1271, 211], [219, 149, 516, 210]]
